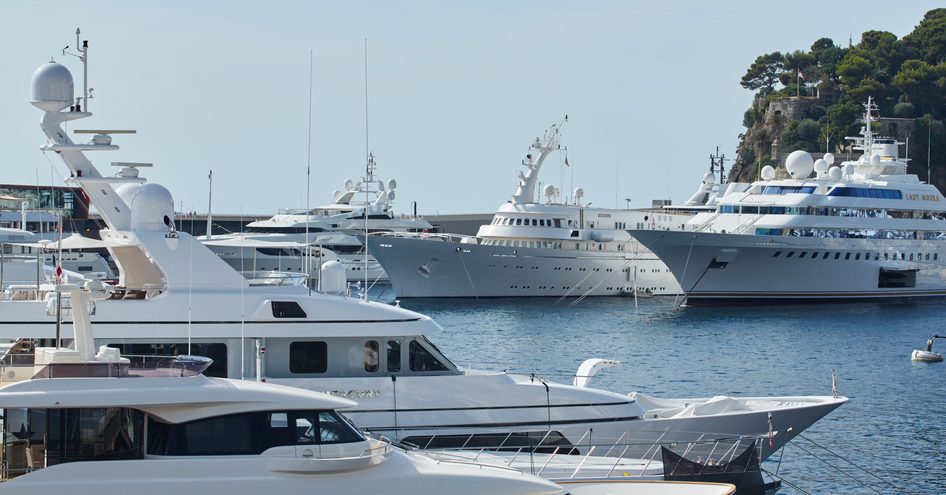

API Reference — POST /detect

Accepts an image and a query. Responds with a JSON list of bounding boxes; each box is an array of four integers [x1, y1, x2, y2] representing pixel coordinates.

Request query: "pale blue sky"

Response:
[[2, 1, 941, 217]]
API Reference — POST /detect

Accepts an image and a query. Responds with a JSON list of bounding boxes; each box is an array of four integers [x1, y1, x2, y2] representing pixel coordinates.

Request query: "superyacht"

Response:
[[633, 98, 946, 305], [368, 120, 714, 298], [204, 154, 431, 283]]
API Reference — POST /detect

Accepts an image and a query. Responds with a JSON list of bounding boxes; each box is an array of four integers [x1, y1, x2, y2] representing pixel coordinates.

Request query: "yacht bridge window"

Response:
[[272, 301, 307, 318], [147, 410, 364, 456]]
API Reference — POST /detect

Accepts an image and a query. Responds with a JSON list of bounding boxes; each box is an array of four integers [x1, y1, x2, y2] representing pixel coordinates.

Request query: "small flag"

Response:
[[565, 156, 570, 167], [797, 67, 805, 80], [55, 264, 62, 284]]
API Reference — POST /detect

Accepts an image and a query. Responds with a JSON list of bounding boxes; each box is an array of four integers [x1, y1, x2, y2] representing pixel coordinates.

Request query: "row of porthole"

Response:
[[506, 285, 667, 292], [771, 250, 940, 262], [486, 264, 667, 273]]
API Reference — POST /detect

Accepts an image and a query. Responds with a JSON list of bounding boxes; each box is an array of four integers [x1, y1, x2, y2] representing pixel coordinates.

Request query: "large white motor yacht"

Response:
[[204, 153, 431, 283], [5, 33, 846, 463], [633, 98, 946, 305], [0, 285, 565, 495], [368, 120, 712, 298]]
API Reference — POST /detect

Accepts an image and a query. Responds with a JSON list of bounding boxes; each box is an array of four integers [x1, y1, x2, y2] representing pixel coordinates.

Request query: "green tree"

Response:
[[903, 9, 946, 64], [892, 60, 946, 116], [741, 52, 785, 92]]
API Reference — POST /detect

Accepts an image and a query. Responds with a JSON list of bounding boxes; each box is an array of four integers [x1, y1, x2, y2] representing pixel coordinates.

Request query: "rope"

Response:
[[760, 467, 813, 495], [796, 434, 919, 495], [672, 235, 697, 308], [784, 440, 896, 495], [455, 249, 478, 301]]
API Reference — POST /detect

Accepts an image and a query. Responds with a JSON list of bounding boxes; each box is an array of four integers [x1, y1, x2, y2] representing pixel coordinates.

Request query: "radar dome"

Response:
[[870, 154, 881, 165], [387, 190, 396, 200], [824, 153, 835, 165], [760, 165, 776, 181], [574, 187, 584, 199], [702, 171, 716, 185], [332, 190, 342, 200], [543, 184, 556, 197], [344, 179, 354, 190], [130, 183, 175, 232], [813, 159, 829, 174], [828, 166, 842, 181], [842, 163, 855, 177], [387, 179, 397, 190], [320, 260, 346, 295], [785, 150, 814, 179], [31, 62, 74, 111], [115, 183, 143, 210]]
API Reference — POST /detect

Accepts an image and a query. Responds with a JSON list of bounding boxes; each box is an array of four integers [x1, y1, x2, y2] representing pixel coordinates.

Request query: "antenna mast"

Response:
[[305, 49, 314, 294], [62, 28, 91, 111], [363, 39, 369, 300], [205, 170, 213, 238]]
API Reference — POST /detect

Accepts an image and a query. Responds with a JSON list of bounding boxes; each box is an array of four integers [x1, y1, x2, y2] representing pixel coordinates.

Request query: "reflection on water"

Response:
[[373, 287, 946, 493]]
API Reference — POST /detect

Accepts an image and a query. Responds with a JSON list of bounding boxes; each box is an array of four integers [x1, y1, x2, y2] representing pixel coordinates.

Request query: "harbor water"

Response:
[[378, 290, 946, 494]]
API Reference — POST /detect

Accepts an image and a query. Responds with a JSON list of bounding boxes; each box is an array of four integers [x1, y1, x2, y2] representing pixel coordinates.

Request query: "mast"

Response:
[[363, 39, 369, 298], [511, 116, 567, 205], [305, 49, 313, 293], [205, 170, 213, 238]]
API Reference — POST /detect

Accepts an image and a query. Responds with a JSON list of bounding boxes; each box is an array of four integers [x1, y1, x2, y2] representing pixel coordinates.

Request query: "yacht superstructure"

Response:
[[5, 33, 847, 465], [368, 120, 713, 298], [633, 98, 946, 305], [204, 153, 431, 283]]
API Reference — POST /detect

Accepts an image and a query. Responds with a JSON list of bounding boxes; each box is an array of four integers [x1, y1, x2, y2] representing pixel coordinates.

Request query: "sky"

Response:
[[1, 1, 942, 217]]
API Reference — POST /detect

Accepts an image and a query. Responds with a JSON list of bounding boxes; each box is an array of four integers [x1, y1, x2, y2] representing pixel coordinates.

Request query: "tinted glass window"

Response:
[[290, 341, 328, 374], [272, 301, 307, 318], [147, 410, 363, 456], [43, 408, 144, 465], [364, 341, 379, 372], [409, 340, 448, 372], [387, 340, 401, 372]]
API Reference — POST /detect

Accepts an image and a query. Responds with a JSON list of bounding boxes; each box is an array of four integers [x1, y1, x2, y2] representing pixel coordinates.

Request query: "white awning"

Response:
[[9, 234, 113, 250], [201, 237, 309, 249]]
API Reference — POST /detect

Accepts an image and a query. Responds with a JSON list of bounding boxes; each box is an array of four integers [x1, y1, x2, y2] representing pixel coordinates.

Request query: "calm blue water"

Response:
[[375, 289, 946, 494]]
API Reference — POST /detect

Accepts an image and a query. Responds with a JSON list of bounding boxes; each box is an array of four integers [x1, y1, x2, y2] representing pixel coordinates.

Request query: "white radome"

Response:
[[761, 165, 776, 181], [702, 171, 716, 184], [824, 152, 835, 165], [130, 183, 175, 232], [320, 260, 346, 294], [31, 62, 74, 111], [785, 150, 814, 179], [814, 159, 828, 174], [387, 179, 397, 190], [828, 166, 842, 181]]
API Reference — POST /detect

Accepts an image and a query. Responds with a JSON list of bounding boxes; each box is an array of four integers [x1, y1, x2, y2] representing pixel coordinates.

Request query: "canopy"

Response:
[[10, 234, 113, 250], [201, 237, 309, 249]]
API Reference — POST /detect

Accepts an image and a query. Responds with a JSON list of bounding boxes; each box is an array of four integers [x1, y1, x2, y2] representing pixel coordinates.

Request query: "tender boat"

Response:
[[912, 335, 944, 362], [5, 31, 846, 465]]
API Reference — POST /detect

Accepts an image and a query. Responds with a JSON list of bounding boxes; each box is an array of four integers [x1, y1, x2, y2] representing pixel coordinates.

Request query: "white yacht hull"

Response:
[[272, 374, 844, 460], [367, 235, 682, 298], [632, 230, 946, 305]]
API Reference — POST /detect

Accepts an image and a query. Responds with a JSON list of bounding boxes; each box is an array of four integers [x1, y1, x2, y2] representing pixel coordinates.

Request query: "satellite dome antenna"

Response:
[[61, 28, 91, 112]]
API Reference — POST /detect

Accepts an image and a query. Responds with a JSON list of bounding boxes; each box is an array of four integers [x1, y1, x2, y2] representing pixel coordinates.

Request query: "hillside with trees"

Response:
[[729, 9, 946, 190]]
